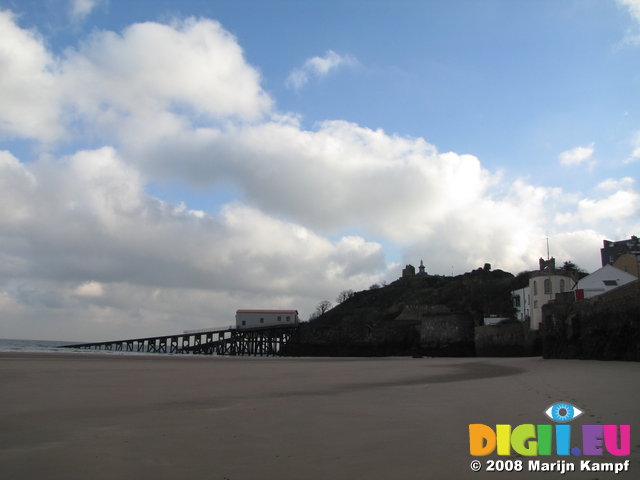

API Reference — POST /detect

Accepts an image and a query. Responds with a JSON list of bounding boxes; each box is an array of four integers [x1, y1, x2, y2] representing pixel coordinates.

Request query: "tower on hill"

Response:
[[418, 260, 427, 275]]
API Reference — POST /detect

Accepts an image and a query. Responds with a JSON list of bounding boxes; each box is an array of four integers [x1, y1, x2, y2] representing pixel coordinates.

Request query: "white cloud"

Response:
[[0, 14, 272, 142], [618, 0, 640, 44], [69, 0, 103, 20], [624, 130, 640, 163], [543, 230, 605, 272], [286, 50, 357, 89], [553, 184, 640, 240], [0, 150, 38, 227], [0, 149, 387, 339], [119, 115, 629, 276], [61, 18, 272, 122], [576, 190, 640, 223], [596, 177, 635, 191], [0, 10, 61, 141], [74, 281, 104, 297], [558, 143, 595, 167], [122, 118, 492, 235], [619, 0, 640, 22]]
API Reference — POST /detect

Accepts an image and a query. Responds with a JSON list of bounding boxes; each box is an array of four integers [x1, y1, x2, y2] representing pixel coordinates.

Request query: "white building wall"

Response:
[[511, 286, 531, 323], [235, 310, 299, 329], [574, 265, 637, 299], [529, 273, 574, 330]]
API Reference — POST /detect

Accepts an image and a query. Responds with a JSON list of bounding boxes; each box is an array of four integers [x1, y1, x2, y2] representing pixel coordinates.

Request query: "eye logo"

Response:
[[470, 402, 630, 457], [544, 402, 583, 423]]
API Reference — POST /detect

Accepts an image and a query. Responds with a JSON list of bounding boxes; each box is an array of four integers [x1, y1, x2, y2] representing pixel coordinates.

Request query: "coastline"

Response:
[[1, 353, 638, 479]]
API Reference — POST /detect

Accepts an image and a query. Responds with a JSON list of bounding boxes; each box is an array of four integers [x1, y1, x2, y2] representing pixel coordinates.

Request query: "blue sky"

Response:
[[1, 0, 639, 340], [8, 0, 640, 175]]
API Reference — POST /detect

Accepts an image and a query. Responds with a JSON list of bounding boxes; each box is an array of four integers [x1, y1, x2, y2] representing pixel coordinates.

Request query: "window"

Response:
[[514, 296, 521, 307], [560, 279, 565, 293], [260, 318, 264, 323], [286, 316, 291, 322], [278, 316, 282, 321], [603, 280, 618, 286], [242, 321, 246, 326], [533, 281, 538, 295], [544, 279, 552, 294], [534, 301, 538, 309]]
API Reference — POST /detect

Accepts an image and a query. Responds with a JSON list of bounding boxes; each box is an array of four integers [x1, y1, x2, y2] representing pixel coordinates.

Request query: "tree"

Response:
[[561, 261, 578, 271], [336, 289, 355, 304], [315, 300, 332, 317], [512, 270, 533, 290], [560, 261, 587, 277]]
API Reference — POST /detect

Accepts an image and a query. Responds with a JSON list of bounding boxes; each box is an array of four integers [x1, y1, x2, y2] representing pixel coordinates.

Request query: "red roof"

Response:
[[236, 309, 298, 314]]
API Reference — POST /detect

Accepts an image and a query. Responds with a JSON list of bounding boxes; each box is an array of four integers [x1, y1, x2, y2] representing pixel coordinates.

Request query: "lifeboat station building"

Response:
[[235, 309, 299, 329]]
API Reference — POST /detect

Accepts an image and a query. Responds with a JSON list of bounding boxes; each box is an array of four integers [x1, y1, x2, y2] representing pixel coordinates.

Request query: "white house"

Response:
[[235, 309, 299, 329], [511, 286, 531, 323], [574, 265, 637, 300]]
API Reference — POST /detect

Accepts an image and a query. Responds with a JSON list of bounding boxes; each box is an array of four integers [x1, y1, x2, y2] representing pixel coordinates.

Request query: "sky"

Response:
[[1, 0, 639, 341]]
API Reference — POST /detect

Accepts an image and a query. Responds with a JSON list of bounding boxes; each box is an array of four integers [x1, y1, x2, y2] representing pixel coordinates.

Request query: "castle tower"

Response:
[[418, 260, 427, 275], [402, 264, 415, 278], [539, 257, 556, 271]]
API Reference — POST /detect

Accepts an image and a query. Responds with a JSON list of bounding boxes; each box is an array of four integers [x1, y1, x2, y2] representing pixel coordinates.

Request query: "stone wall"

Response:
[[474, 322, 540, 357], [542, 280, 640, 361], [419, 313, 475, 356], [280, 321, 420, 356]]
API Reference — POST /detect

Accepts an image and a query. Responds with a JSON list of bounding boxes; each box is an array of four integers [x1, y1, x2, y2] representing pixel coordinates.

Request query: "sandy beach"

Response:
[[0, 353, 638, 480]]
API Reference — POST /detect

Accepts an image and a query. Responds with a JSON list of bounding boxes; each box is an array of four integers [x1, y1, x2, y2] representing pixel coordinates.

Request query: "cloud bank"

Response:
[[0, 12, 638, 340]]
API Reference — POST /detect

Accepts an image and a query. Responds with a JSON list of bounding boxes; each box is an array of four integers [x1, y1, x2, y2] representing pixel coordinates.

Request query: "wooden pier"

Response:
[[60, 324, 298, 356]]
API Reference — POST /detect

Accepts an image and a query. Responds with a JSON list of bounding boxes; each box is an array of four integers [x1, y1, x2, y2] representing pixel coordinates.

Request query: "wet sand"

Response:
[[0, 353, 638, 479]]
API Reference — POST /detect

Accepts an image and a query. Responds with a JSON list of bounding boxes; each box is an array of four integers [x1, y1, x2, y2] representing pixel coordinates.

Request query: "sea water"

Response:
[[0, 338, 72, 353], [0, 338, 171, 356]]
